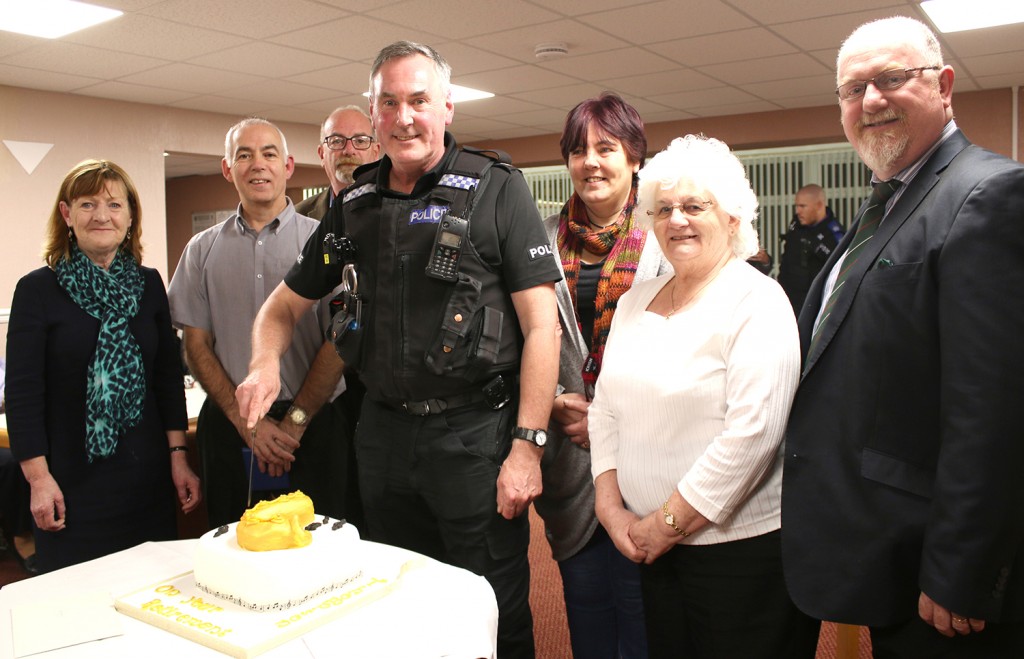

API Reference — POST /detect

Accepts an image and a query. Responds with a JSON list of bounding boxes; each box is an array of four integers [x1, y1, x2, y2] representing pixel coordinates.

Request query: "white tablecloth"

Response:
[[0, 540, 497, 659]]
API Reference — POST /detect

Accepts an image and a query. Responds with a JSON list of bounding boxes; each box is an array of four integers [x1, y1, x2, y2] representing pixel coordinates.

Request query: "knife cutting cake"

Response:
[[192, 491, 362, 611]]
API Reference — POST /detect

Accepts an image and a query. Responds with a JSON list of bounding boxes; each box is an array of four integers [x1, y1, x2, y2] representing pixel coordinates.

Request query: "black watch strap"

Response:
[[511, 426, 547, 447]]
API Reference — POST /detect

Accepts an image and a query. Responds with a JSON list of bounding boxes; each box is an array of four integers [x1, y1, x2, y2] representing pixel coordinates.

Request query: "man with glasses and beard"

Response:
[[295, 105, 380, 221], [782, 16, 1024, 657]]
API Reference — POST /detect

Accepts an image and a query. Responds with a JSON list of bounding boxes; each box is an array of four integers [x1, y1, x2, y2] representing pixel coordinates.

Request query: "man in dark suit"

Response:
[[294, 105, 380, 220], [782, 16, 1024, 657]]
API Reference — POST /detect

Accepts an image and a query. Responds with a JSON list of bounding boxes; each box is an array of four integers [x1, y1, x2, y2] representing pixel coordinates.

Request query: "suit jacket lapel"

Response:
[[800, 131, 970, 378]]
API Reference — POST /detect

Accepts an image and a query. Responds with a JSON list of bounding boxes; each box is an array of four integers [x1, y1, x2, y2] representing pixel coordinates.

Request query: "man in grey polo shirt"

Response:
[[168, 116, 360, 528]]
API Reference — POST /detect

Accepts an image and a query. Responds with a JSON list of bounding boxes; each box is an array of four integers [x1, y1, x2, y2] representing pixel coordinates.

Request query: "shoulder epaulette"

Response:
[[343, 183, 376, 204]]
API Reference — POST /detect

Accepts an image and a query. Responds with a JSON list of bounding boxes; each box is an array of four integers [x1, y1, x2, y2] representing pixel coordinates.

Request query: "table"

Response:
[[0, 540, 498, 659]]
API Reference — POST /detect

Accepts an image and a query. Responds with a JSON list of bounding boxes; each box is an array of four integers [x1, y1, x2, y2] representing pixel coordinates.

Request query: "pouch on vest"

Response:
[[423, 272, 504, 379], [421, 149, 509, 381]]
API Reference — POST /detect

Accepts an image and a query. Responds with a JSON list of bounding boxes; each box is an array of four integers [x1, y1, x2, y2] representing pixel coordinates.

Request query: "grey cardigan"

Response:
[[534, 211, 672, 561]]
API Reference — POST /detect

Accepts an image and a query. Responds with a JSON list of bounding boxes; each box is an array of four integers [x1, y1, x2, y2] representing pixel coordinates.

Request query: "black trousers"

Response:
[[355, 398, 534, 659], [195, 396, 360, 529], [871, 613, 1024, 658], [640, 530, 820, 659]]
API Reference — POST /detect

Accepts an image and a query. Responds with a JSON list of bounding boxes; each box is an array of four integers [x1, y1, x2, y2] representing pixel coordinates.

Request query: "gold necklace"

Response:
[[665, 277, 712, 318]]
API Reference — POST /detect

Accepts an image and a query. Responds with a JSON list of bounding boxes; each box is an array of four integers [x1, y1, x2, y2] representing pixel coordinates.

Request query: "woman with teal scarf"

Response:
[[6, 159, 201, 573]]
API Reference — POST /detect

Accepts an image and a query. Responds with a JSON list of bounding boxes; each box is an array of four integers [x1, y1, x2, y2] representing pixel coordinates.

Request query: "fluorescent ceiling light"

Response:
[[448, 84, 495, 103], [920, 0, 1024, 33], [0, 0, 122, 39], [363, 84, 495, 104]]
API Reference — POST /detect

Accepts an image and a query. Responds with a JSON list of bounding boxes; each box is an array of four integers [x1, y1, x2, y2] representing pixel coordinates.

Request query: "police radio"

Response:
[[425, 214, 469, 282]]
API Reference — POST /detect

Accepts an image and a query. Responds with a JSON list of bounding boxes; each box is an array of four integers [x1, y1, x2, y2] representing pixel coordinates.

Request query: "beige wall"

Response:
[[2, 83, 1022, 358], [474, 87, 1022, 167], [0, 83, 325, 355]]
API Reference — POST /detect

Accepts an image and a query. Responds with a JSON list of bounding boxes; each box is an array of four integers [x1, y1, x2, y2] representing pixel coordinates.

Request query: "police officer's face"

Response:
[[794, 191, 823, 226], [370, 54, 454, 181]]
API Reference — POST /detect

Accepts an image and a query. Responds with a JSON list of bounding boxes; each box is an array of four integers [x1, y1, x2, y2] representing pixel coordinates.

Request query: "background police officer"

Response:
[[777, 184, 844, 313]]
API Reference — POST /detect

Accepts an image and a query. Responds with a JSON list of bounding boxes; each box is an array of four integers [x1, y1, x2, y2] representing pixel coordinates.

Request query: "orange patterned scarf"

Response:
[[556, 186, 647, 397]]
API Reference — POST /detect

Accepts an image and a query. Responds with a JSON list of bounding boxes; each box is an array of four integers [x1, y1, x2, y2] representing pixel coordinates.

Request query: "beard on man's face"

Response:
[[852, 110, 910, 175], [333, 157, 363, 186]]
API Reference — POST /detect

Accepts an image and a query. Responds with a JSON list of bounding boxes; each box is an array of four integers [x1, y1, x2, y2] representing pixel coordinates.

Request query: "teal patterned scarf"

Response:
[[55, 245, 146, 462]]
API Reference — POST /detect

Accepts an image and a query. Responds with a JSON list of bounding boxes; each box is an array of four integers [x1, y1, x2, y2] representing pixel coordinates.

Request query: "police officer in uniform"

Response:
[[778, 184, 844, 313], [236, 41, 561, 659]]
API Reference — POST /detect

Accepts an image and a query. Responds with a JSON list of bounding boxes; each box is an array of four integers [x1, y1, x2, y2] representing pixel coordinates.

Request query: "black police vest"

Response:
[[340, 150, 523, 401]]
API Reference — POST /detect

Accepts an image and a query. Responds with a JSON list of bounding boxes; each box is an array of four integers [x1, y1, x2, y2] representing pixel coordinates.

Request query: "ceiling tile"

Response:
[[187, 42, 343, 78], [510, 82, 610, 109], [598, 68, 725, 97], [542, 47, 679, 81], [724, 0, 902, 25], [286, 61, 372, 97], [0, 64, 103, 92], [366, 0, 560, 39], [118, 63, 266, 94], [577, 0, 755, 44], [3, 42, 167, 80], [960, 52, 1024, 79], [457, 65, 581, 96], [941, 24, 1024, 59], [771, 8, 908, 53], [216, 79, 339, 106], [137, 0, 346, 39], [742, 73, 839, 101], [72, 80, 196, 105], [687, 99, 782, 117], [647, 28, 797, 68], [168, 94, 276, 116], [267, 14, 435, 60], [651, 85, 761, 111], [427, 42, 521, 76], [0, 32, 41, 59], [462, 19, 630, 65], [698, 53, 832, 86], [62, 14, 248, 60], [456, 97, 547, 118]]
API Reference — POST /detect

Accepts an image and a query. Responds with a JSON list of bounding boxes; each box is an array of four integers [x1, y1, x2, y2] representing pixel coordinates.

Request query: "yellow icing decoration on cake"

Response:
[[237, 491, 315, 551]]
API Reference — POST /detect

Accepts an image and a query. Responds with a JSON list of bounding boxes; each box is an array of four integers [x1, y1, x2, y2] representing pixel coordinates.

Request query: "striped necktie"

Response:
[[809, 179, 902, 354]]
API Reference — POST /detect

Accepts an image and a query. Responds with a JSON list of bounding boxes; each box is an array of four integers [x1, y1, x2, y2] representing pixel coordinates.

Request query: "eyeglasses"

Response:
[[836, 66, 940, 101], [323, 134, 375, 151], [647, 199, 714, 221]]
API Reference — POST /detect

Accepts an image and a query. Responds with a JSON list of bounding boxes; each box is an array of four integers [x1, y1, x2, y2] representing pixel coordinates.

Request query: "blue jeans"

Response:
[[558, 525, 648, 659]]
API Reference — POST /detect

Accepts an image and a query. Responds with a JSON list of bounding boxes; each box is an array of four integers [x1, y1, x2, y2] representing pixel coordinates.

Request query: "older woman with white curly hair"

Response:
[[588, 134, 820, 658]]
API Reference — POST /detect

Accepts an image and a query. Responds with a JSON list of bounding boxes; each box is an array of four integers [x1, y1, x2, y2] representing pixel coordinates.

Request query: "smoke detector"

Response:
[[534, 42, 569, 60]]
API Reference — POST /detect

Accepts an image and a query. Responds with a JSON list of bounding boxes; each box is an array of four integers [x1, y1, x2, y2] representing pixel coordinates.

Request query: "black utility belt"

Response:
[[381, 373, 515, 416]]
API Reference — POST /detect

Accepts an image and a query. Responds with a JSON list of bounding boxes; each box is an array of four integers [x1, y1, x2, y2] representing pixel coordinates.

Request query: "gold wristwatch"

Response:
[[286, 405, 310, 427], [662, 500, 691, 538]]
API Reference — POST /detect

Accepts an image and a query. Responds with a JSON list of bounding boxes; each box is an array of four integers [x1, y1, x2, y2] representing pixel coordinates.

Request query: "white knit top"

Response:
[[589, 258, 800, 545]]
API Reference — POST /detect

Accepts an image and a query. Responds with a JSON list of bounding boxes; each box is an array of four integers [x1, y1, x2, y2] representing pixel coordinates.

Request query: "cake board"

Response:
[[114, 550, 418, 659]]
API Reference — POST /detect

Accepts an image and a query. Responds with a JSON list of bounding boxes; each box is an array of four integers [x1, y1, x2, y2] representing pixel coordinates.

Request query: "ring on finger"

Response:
[[952, 615, 967, 625]]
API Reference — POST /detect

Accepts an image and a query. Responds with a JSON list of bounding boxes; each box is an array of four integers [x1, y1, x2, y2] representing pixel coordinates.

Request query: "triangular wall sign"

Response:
[[3, 140, 54, 175]]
